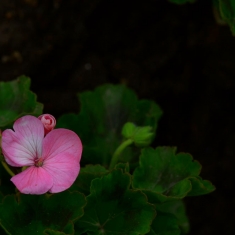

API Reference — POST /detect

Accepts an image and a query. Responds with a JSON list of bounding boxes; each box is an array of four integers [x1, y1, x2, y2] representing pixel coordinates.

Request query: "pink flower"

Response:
[[38, 114, 56, 135], [1, 115, 82, 194]]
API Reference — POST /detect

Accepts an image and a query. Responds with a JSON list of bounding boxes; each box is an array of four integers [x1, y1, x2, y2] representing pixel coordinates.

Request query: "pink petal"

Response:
[[43, 153, 80, 193], [42, 128, 82, 193], [1, 116, 44, 167], [11, 166, 53, 194]]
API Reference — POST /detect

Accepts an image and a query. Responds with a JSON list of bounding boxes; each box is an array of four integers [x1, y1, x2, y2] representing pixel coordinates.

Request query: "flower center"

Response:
[[35, 158, 43, 167]]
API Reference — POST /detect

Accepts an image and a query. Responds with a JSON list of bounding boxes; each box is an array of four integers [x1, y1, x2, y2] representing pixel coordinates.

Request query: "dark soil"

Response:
[[0, 0, 234, 234]]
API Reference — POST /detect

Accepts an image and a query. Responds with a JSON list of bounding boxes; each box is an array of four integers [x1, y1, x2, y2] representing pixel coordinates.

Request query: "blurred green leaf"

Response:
[[0, 76, 43, 129], [44, 223, 74, 235], [132, 147, 202, 203], [147, 213, 181, 235], [114, 162, 130, 173], [75, 169, 156, 235], [217, 0, 235, 34], [0, 191, 86, 235], [70, 165, 108, 196], [155, 200, 190, 234], [187, 176, 215, 196], [57, 84, 162, 167]]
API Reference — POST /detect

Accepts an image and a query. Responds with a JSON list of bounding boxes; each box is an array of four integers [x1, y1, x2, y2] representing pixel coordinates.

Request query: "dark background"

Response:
[[0, 0, 234, 234]]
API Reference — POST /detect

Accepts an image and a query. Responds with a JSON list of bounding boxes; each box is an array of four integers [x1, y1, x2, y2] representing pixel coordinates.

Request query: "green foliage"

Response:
[[155, 200, 190, 234], [69, 165, 108, 196], [114, 162, 130, 173], [0, 76, 43, 129], [147, 213, 181, 235], [57, 84, 162, 167], [75, 170, 156, 235], [0, 77, 215, 235], [132, 147, 215, 203], [187, 176, 216, 196], [0, 191, 86, 235]]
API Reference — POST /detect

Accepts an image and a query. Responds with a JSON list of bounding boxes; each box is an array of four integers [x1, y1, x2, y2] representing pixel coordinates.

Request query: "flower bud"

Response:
[[133, 126, 154, 147], [121, 122, 154, 147], [38, 114, 56, 135], [121, 122, 136, 139]]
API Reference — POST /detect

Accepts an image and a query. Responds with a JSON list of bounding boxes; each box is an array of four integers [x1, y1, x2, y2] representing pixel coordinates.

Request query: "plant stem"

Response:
[[109, 139, 133, 170], [1, 161, 15, 177]]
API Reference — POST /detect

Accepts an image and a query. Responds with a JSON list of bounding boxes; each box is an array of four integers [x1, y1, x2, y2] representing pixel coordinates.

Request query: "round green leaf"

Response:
[[132, 147, 202, 203], [0, 191, 86, 235], [75, 170, 156, 235]]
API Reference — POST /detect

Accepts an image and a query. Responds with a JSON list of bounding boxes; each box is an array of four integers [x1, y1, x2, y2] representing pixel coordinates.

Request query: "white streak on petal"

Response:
[[1, 115, 44, 166]]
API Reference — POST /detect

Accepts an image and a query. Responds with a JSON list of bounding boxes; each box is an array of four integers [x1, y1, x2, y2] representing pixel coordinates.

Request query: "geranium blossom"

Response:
[[1, 115, 82, 194]]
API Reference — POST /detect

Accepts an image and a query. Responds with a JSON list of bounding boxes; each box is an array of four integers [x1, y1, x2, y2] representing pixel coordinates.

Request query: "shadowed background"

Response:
[[0, 0, 234, 234]]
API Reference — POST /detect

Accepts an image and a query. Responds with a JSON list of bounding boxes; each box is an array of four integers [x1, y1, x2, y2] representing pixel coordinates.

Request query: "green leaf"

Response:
[[44, 230, 66, 235], [44, 223, 74, 235], [218, 0, 235, 34], [0, 76, 43, 128], [57, 84, 162, 167], [132, 147, 202, 203], [168, 0, 196, 4], [0, 191, 86, 235], [147, 213, 181, 235], [114, 162, 130, 173], [75, 169, 156, 235], [70, 165, 108, 196], [187, 176, 215, 196], [155, 200, 189, 234]]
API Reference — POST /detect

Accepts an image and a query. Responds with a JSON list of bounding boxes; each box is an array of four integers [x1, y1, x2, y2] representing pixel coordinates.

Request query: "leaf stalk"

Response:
[[1, 161, 15, 177], [109, 138, 133, 170]]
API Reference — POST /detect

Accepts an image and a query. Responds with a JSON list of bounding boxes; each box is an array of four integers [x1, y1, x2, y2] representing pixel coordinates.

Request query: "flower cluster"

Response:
[[1, 114, 82, 194]]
